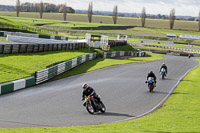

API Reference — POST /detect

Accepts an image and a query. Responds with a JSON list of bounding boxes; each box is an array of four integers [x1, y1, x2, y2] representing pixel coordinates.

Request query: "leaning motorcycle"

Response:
[[160, 68, 166, 79], [83, 95, 106, 114], [146, 77, 155, 92]]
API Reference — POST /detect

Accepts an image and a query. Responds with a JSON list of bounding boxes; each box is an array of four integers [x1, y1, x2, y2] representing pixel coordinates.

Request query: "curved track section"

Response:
[[0, 55, 199, 128]]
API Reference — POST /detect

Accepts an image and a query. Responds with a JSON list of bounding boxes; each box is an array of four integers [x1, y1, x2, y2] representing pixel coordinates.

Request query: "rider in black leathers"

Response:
[[160, 63, 168, 75], [146, 71, 157, 86], [82, 83, 100, 105]]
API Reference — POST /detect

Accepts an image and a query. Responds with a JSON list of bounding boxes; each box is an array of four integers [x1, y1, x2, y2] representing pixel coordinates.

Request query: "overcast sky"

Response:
[[1, 0, 199, 16]]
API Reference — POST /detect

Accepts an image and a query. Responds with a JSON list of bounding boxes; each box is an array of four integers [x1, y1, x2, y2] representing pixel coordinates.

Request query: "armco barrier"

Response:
[[103, 51, 146, 58], [35, 53, 97, 84], [0, 76, 35, 95], [130, 43, 200, 54]]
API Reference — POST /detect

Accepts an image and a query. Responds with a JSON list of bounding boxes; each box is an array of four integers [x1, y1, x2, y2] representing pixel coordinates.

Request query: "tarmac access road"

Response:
[[0, 55, 199, 128]]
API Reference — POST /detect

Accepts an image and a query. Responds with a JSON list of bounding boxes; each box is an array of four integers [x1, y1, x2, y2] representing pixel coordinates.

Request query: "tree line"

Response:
[[15, 0, 200, 31], [17, 1, 75, 13]]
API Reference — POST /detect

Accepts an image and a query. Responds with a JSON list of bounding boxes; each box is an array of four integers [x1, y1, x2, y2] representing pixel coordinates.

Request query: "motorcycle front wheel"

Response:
[[86, 103, 95, 114], [149, 84, 154, 92], [99, 101, 106, 113]]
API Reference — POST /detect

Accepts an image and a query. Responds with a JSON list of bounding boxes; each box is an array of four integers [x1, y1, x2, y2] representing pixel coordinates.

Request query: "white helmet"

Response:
[[82, 83, 88, 89]]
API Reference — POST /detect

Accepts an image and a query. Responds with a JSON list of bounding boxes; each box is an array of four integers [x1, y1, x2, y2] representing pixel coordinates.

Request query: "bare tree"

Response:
[[88, 2, 93, 23], [63, 3, 67, 21], [39, 1, 43, 19], [199, 10, 200, 31], [16, 0, 20, 17], [141, 7, 146, 27], [113, 5, 118, 24], [169, 8, 175, 30]]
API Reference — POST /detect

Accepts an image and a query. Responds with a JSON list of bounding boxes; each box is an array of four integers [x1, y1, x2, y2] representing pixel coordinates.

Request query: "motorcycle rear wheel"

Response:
[[162, 74, 165, 79]]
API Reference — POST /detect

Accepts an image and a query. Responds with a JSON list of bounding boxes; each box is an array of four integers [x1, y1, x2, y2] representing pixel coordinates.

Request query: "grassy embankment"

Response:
[[0, 16, 51, 35], [0, 49, 95, 83], [0, 45, 142, 84]]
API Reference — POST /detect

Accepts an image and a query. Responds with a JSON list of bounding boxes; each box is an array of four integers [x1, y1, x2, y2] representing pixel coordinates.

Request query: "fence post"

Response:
[[52, 44, 55, 51], [32, 45, 35, 52], [10, 45, 13, 54], [47, 44, 50, 51], [18, 44, 21, 53], [37, 44, 40, 52], [43, 44, 45, 52], [57, 44, 59, 51], [64, 44, 67, 51], [2, 45, 4, 54], [25, 44, 28, 53]]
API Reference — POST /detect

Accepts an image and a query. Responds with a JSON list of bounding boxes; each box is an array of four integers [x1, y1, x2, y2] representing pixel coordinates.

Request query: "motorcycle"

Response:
[[146, 77, 156, 92], [160, 68, 166, 79], [83, 94, 106, 114]]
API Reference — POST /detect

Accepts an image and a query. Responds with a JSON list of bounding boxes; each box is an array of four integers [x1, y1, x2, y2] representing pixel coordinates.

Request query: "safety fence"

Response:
[[0, 24, 46, 33], [0, 51, 145, 95], [131, 43, 200, 54], [0, 76, 35, 95], [103, 51, 146, 58], [35, 53, 97, 84], [0, 43, 87, 54]]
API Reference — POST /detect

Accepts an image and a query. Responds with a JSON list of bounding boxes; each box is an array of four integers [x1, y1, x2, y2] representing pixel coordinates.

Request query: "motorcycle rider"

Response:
[[82, 83, 100, 106], [146, 71, 157, 86], [160, 63, 168, 75], [188, 54, 192, 59]]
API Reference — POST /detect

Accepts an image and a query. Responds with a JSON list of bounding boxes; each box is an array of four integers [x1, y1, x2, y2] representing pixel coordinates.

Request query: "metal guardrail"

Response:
[[131, 43, 200, 54]]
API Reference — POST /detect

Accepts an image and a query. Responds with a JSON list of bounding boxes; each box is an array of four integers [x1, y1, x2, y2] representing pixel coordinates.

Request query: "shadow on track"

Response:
[[99, 112, 134, 117]]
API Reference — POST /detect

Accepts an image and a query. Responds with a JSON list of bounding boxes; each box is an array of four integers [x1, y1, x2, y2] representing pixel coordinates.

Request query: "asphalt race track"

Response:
[[0, 55, 199, 128]]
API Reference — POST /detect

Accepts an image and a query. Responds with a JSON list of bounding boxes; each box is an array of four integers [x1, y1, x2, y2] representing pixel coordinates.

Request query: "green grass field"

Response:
[[0, 16, 51, 35], [2, 14, 200, 45], [0, 49, 95, 83], [0, 11, 199, 31]]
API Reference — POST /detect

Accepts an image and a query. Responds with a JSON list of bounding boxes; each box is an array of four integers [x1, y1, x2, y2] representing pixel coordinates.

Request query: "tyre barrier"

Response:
[[35, 53, 97, 84], [131, 43, 200, 54], [0, 76, 35, 95], [0, 42, 87, 54], [103, 51, 146, 58]]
